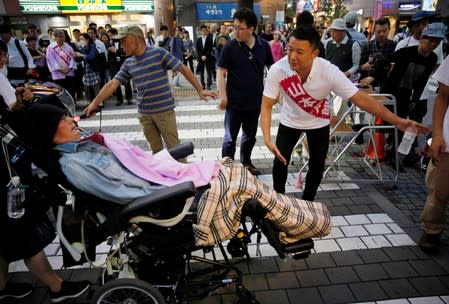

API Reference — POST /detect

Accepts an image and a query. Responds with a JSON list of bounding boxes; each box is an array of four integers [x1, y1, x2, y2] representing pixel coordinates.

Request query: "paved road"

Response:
[[5, 82, 449, 304]]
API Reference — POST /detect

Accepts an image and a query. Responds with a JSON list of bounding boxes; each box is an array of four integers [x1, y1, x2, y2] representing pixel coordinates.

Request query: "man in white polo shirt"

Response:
[[419, 55, 449, 255], [261, 27, 429, 200]]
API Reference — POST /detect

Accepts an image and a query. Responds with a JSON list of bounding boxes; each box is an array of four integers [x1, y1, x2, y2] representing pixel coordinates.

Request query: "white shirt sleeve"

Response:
[[0, 73, 17, 108], [433, 55, 449, 86], [263, 62, 282, 100], [329, 63, 359, 100]]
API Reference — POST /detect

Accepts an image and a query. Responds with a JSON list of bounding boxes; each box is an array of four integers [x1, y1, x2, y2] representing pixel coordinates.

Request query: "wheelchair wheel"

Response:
[[92, 279, 166, 304]]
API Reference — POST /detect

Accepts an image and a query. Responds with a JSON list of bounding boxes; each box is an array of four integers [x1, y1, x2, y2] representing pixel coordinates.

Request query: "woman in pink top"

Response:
[[270, 31, 284, 63], [46, 29, 77, 100]]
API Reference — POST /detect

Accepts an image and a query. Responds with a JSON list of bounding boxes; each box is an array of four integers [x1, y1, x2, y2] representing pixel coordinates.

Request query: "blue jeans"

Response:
[[221, 107, 260, 166]]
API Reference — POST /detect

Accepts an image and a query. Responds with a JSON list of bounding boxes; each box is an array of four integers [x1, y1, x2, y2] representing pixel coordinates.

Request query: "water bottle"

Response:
[[7, 176, 26, 219], [398, 127, 417, 155]]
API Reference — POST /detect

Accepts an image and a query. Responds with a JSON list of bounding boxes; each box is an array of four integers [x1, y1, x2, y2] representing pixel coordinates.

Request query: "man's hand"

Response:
[[360, 62, 372, 72], [359, 76, 374, 86], [266, 141, 287, 165], [60, 67, 70, 74], [217, 97, 228, 110], [429, 135, 445, 162], [198, 90, 217, 102], [83, 103, 98, 117], [201, 55, 207, 61], [396, 118, 430, 134], [26, 69, 33, 75]]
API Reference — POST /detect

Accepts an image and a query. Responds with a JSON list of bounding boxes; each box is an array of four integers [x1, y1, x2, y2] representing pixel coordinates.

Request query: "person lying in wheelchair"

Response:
[[13, 103, 332, 249]]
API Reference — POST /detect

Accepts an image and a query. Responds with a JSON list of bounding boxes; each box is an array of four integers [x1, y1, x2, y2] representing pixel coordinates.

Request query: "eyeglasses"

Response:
[[233, 26, 249, 32]]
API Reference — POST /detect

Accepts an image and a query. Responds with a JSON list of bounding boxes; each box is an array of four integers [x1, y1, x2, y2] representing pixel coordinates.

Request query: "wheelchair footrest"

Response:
[[282, 238, 314, 260]]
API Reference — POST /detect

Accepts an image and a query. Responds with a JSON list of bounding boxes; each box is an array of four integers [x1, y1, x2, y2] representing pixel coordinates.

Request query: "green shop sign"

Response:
[[19, 0, 154, 13]]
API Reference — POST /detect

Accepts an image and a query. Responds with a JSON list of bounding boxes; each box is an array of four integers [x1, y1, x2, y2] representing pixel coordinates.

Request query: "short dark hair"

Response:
[[375, 18, 390, 28], [233, 8, 258, 30], [160, 25, 168, 31], [0, 40, 7, 54], [0, 23, 11, 34], [88, 22, 97, 28], [296, 10, 314, 28], [200, 24, 208, 30], [289, 27, 321, 50], [87, 27, 97, 34], [26, 36, 37, 43], [27, 24, 37, 30], [109, 28, 118, 35], [73, 29, 80, 34]]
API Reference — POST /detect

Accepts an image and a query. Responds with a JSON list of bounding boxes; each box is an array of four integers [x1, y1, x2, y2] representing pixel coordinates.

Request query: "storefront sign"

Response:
[[20, 0, 60, 13], [196, 3, 260, 21], [59, 0, 122, 13], [122, 0, 154, 12]]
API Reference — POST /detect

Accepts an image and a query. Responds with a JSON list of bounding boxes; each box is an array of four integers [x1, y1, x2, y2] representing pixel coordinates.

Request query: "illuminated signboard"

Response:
[[59, 0, 122, 13], [20, 0, 60, 13], [196, 3, 261, 21], [19, 0, 153, 13]]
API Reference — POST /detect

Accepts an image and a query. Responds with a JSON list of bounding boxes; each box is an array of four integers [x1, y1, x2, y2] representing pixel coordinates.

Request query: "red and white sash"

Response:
[[280, 74, 330, 119]]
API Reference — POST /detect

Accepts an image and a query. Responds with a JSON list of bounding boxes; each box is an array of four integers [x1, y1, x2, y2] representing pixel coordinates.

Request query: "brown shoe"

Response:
[[418, 232, 440, 255], [245, 165, 261, 175]]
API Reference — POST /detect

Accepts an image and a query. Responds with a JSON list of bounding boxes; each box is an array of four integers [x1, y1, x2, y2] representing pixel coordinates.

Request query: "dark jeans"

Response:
[[184, 56, 194, 73], [116, 81, 133, 103], [221, 107, 260, 166], [197, 60, 212, 87], [273, 123, 329, 201]]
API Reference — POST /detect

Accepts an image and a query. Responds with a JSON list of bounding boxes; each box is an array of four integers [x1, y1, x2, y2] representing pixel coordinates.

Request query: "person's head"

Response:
[[0, 40, 8, 70], [264, 23, 273, 34], [0, 24, 12, 43], [16, 104, 79, 150], [344, 12, 358, 29], [182, 30, 190, 39], [159, 25, 168, 37], [296, 10, 314, 28], [105, 24, 111, 30], [329, 19, 347, 43], [219, 24, 227, 35], [73, 29, 81, 40], [100, 32, 110, 44], [80, 33, 92, 47], [26, 36, 37, 48], [109, 28, 118, 37], [373, 18, 390, 44], [217, 35, 228, 47], [27, 24, 38, 38], [39, 34, 50, 48], [199, 24, 209, 36], [148, 28, 154, 36], [87, 27, 97, 41], [273, 31, 281, 41], [233, 8, 258, 43], [53, 29, 66, 46], [287, 27, 321, 73], [408, 11, 434, 38], [98, 26, 105, 35], [174, 26, 183, 37], [88, 22, 97, 30], [210, 23, 219, 33], [419, 22, 447, 56], [47, 29, 54, 39], [115, 25, 146, 56]]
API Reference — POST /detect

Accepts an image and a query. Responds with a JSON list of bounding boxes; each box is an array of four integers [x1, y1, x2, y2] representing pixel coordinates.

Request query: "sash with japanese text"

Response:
[[280, 74, 330, 119]]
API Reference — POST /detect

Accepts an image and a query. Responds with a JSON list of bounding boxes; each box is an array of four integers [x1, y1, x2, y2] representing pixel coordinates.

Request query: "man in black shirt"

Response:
[[259, 23, 274, 42]]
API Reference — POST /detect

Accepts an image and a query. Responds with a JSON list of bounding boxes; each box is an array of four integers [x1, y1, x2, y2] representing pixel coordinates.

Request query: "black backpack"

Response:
[[87, 45, 107, 73]]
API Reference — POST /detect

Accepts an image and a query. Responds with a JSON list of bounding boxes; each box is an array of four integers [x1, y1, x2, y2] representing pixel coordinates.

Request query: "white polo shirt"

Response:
[[432, 55, 449, 153], [264, 56, 358, 130]]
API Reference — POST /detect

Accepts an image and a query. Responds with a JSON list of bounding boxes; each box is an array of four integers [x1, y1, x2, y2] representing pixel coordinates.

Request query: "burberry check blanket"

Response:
[[192, 159, 332, 246]]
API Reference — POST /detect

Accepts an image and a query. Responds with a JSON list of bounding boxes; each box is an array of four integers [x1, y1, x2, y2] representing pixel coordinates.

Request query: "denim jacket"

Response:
[[55, 141, 164, 205]]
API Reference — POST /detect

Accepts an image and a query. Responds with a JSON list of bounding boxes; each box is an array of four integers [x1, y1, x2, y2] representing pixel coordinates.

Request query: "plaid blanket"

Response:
[[193, 159, 332, 246]]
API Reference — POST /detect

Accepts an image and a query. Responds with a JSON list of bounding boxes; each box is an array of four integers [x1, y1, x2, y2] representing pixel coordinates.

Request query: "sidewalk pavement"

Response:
[[4, 77, 449, 304]]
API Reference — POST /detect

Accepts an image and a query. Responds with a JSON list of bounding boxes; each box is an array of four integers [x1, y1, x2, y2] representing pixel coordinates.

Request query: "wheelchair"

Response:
[[0, 93, 316, 304]]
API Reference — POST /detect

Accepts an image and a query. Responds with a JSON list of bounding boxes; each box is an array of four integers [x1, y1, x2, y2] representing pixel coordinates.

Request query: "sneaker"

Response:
[[245, 164, 261, 175], [0, 282, 33, 299], [418, 232, 440, 255], [49, 280, 90, 303]]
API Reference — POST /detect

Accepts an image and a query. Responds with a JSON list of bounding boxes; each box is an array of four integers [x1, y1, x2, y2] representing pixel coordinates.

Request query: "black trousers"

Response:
[[273, 123, 329, 201]]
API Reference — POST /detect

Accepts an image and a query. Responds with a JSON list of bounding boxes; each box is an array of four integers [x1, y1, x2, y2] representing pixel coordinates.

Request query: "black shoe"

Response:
[[116, 100, 123, 106], [244, 164, 261, 175], [127, 100, 133, 105], [202, 85, 206, 90], [418, 233, 440, 255], [0, 282, 33, 299], [49, 281, 90, 303], [206, 85, 211, 90]]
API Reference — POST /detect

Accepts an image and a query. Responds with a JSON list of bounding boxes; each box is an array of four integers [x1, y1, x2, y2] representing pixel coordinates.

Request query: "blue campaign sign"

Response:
[[196, 3, 260, 21]]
